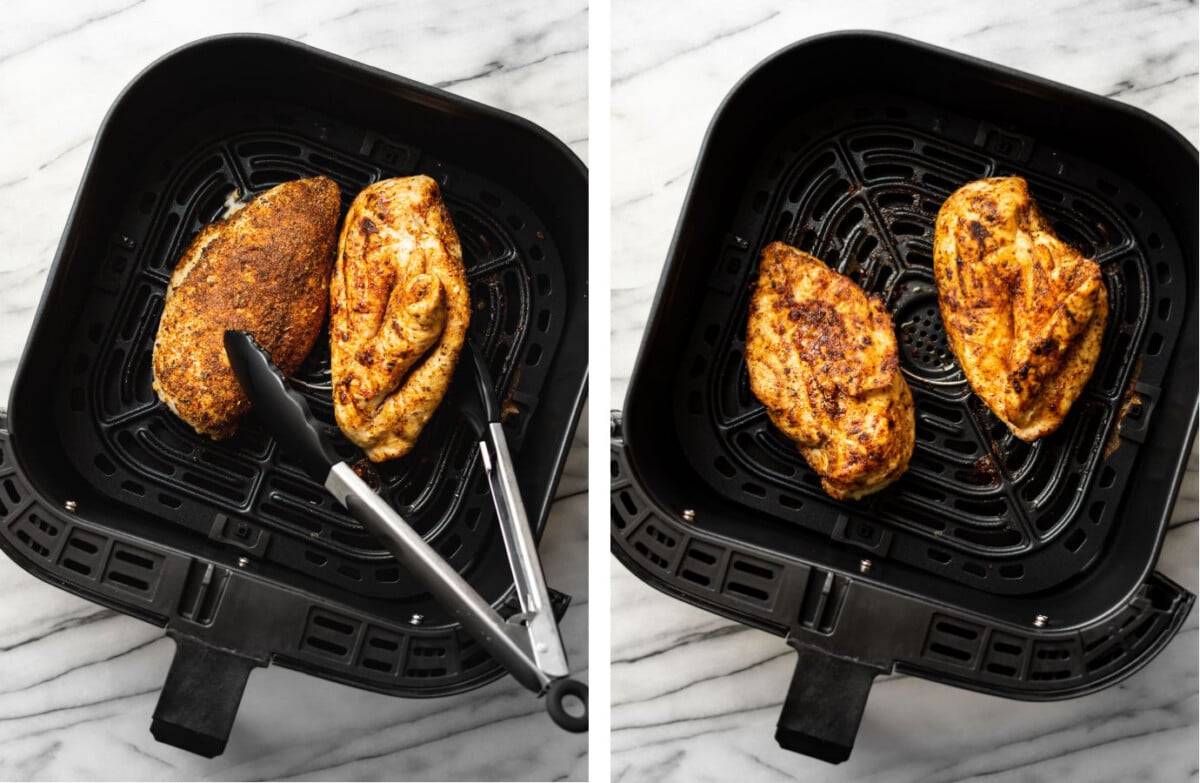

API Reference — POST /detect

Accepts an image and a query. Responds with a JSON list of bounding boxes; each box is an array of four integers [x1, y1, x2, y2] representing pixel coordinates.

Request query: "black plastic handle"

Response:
[[151, 635, 260, 758], [775, 645, 878, 764], [224, 330, 337, 483], [545, 677, 588, 733]]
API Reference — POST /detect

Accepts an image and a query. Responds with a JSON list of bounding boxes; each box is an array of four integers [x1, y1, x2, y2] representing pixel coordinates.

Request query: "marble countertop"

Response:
[[610, 1, 1198, 782], [0, 1, 586, 780]]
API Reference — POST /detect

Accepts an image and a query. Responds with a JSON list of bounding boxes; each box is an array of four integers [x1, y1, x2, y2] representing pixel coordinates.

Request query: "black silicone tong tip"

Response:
[[453, 338, 501, 436], [224, 330, 338, 483]]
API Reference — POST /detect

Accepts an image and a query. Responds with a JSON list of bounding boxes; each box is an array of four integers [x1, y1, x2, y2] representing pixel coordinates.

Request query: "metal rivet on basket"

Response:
[[237, 556, 250, 568], [859, 559, 872, 574], [64, 500, 77, 513], [409, 613, 424, 626], [1033, 614, 1048, 628], [682, 508, 696, 522]]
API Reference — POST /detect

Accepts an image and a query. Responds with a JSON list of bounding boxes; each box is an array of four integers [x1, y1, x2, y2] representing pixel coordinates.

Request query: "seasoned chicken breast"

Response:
[[152, 176, 340, 438], [934, 177, 1109, 441], [330, 175, 470, 462], [746, 242, 914, 500]]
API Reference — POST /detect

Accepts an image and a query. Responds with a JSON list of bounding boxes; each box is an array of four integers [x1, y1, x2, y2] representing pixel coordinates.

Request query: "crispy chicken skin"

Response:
[[934, 177, 1109, 442], [746, 242, 915, 500], [152, 176, 340, 439], [330, 175, 470, 462]]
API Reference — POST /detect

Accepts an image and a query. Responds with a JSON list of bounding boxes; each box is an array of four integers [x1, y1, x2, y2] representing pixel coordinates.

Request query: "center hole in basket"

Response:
[[893, 288, 961, 383]]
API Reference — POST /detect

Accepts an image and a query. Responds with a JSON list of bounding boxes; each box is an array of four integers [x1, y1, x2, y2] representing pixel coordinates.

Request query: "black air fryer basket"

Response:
[[1, 35, 587, 757], [611, 31, 1196, 763]]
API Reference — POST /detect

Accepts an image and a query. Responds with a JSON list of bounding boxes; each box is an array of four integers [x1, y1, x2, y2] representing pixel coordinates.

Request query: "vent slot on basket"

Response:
[[1029, 640, 1083, 681], [678, 541, 724, 588], [1078, 583, 1179, 678], [981, 632, 1029, 679], [359, 628, 405, 675], [722, 555, 779, 606], [11, 509, 62, 561], [628, 520, 678, 572], [922, 615, 984, 667], [302, 610, 361, 660], [404, 635, 452, 679], [102, 543, 164, 597], [59, 528, 108, 578]]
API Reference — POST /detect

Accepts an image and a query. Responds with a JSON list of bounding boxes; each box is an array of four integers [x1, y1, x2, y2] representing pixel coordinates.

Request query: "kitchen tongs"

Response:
[[224, 331, 587, 732]]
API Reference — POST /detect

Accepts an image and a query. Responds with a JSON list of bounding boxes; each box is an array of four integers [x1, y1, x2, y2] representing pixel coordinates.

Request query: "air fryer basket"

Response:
[[2, 35, 587, 757], [612, 32, 1196, 764]]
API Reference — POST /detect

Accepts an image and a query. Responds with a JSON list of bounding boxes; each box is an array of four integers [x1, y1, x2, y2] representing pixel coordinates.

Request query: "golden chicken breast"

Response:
[[330, 175, 470, 462], [152, 176, 340, 439], [746, 242, 914, 500], [934, 177, 1109, 442]]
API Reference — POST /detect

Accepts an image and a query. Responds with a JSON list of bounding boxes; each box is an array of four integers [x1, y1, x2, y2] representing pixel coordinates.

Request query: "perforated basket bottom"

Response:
[[55, 99, 569, 601], [674, 94, 1187, 594]]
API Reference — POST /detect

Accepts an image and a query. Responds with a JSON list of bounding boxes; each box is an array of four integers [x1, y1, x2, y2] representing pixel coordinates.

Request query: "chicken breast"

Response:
[[330, 175, 470, 462], [746, 242, 914, 500], [934, 176, 1109, 442], [152, 176, 340, 438]]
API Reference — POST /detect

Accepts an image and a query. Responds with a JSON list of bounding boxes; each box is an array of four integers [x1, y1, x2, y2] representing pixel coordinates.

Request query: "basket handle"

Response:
[[775, 644, 879, 764], [150, 634, 260, 757]]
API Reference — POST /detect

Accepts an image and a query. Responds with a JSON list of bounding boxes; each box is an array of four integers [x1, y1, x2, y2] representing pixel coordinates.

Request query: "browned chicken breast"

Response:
[[746, 242, 915, 500], [152, 177, 340, 438], [330, 175, 470, 462], [934, 177, 1109, 442]]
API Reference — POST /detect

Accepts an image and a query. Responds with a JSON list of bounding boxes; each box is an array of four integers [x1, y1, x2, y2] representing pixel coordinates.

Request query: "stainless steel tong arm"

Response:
[[478, 423, 570, 679], [324, 462, 551, 694]]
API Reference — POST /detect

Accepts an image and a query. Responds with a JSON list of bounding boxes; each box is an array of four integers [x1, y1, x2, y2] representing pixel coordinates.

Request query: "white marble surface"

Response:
[[0, 1, 587, 780], [611, 1, 1199, 781]]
